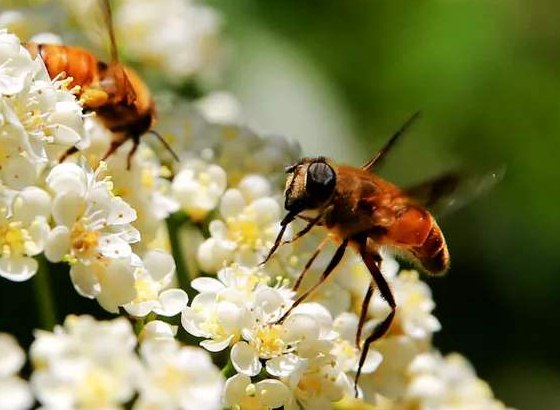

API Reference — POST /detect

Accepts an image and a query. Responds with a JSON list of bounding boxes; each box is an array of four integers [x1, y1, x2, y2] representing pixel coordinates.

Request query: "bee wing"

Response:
[[98, 0, 138, 105], [362, 112, 421, 172], [404, 166, 506, 217], [99, 0, 120, 63]]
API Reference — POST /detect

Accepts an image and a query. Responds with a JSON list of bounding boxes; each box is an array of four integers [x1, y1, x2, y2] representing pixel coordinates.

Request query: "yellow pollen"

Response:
[[255, 325, 285, 358], [141, 168, 155, 189], [70, 222, 100, 256], [0, 222, 27, 257]]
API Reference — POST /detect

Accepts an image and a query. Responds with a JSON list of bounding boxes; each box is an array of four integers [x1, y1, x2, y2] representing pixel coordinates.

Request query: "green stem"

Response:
[[33, 255, 57, 330], [166, 213, 197, 300], [221, 358, 236, 378]]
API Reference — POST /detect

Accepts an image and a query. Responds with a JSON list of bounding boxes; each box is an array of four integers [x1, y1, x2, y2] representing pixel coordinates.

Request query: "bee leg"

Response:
[[260, 210, 298, 265], [278, 238, 348, 323], [59, 146, 79, 163], [293, 236, 329, 291], [355, 283, 374, 348], [353, 242, 396, 398], [101, 139, 125, 163], [283, 204, 332, 246], [126, 137, 140, 170]]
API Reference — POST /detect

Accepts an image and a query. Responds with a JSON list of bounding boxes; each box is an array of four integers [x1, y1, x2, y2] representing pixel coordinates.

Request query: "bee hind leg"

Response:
[[59, 146, 79, 163], [353, 238, 396, 398]]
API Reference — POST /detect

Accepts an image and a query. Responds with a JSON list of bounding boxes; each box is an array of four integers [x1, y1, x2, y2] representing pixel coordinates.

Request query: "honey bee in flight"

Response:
[[24, 0, 178, 169], [262, 112, 503, 396]]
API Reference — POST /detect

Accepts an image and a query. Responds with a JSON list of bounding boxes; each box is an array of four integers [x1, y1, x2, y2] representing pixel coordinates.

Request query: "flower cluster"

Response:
[[30, 315, 223, 410], [0, 3, 514, 409]]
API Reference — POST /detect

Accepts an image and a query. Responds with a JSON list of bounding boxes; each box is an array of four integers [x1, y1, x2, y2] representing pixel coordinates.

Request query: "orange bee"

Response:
[[262, 112, 503, 396], [24, 0, 177, 168]]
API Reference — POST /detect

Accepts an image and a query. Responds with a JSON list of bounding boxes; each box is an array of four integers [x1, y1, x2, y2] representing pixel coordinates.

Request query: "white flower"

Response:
[[43, 161, 142, 310], [225, 374, 292, 410], [30, 315, 139, 410], [124, 249, 188, 317], [365, 270, 440, 342], [135, 330, 224, 410], [0, 195, 50, 282], [195, 91, 245, 125], [44, 161, 139, 263], [0, 30, 85, 181], [172, 158, 227, 222], [197, 175, 281, 272], [115, 0, 222, 81], [81, 117, 179, 245], [61, 0, 222, 82], [0, 333, 33, 410], [403, 351, 511, 410]]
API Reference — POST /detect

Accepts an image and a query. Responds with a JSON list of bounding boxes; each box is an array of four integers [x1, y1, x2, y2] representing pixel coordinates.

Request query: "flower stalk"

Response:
[[166, 212, 197, 300], [32, 256, 57, 330]]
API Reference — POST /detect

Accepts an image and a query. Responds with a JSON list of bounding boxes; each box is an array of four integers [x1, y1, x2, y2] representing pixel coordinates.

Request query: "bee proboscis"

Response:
[[24, 0, 178, 168], [262, 112, 503, 396]]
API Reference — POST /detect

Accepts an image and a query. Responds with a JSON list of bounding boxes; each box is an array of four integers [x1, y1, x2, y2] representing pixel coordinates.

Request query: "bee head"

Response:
[[284, 157, 336, 213]]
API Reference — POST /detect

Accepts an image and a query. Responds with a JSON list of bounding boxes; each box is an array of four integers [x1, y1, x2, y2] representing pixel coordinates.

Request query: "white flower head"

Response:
[[44, 161, 140, 265], [172, 158, 227, 222], [30, 315, 139, 409], [404, 351, 511, 410], [135, 336, 224, 410], [197, 175, 281, 272], [81, 117, 180, 245], [0, 30, 85, 183], [0, 333, 33, 410], [124, 249, 188, 317], [225, 374, 292, 410], [0, 193, 50, 282]]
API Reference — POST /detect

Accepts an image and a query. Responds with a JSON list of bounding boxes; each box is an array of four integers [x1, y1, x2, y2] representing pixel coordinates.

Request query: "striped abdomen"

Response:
[[384, 206, 449, 275], [25, 43, 101, 91]]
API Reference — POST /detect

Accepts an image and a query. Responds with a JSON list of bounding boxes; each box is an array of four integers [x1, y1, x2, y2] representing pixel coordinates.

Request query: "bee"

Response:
[[262, 112, 503, 396], [24, 0, 178, 169]]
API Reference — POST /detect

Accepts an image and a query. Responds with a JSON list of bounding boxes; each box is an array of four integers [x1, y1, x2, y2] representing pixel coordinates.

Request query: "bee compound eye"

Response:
[[307, 162, 336, 198]]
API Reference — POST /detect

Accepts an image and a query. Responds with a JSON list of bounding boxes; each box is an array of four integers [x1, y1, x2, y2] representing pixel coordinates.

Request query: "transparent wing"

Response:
[[404, 166, 506, 217]]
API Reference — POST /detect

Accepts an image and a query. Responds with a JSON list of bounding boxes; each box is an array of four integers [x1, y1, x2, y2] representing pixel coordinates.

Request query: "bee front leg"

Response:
[[278, 237, 349, 323], [353, 238, 396, 398]]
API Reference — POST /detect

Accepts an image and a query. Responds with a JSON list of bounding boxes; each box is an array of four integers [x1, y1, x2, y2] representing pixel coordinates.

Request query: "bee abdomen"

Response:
[[411, 219, 449, 275], [27, 43, 100, 90]]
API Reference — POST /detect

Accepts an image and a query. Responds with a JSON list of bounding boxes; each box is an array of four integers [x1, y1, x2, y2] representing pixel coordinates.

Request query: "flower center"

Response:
[[70, 222, 100, 257], [255, 325, 285, 358], [0, 221, 27, 257]]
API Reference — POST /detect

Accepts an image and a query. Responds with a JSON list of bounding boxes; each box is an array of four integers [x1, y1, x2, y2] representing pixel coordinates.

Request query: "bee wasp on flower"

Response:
[[23, 0, 178, 169], [262, 112, 503, 396]]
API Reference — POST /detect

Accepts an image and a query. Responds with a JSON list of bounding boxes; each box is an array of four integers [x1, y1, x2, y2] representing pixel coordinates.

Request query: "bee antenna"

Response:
[[147, 130, 180, 162]]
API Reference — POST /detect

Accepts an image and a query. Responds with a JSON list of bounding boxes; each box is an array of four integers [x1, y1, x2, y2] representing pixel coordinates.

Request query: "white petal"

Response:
[[99, 235, 132, 259], [191, 277, 224, 293], [266, 354, 304, 378], [69, 263, 100, 298], [231, 341, 261, 376], [238, 174, 270, 202], [0, 334, 25, 376], [51, 192, 84, 227], [200, 335, 234, 352], [256, 379, 291, 409], [106, 197, 137, 225], [46, 163, 87, 196], [0, 257, 37, 282], [219, 189, 245, 218], [154, 288, 189, 316], [44, 226, 70, 262], [0, 377, 33, 410], [97, 258, 137, 313], [12, 187, 51, 224], [143, 249, 175, 282], [224, 373, 250, 406]]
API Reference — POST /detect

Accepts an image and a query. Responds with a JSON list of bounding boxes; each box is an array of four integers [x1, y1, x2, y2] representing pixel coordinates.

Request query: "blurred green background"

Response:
[[209, 0, 560, 408]]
